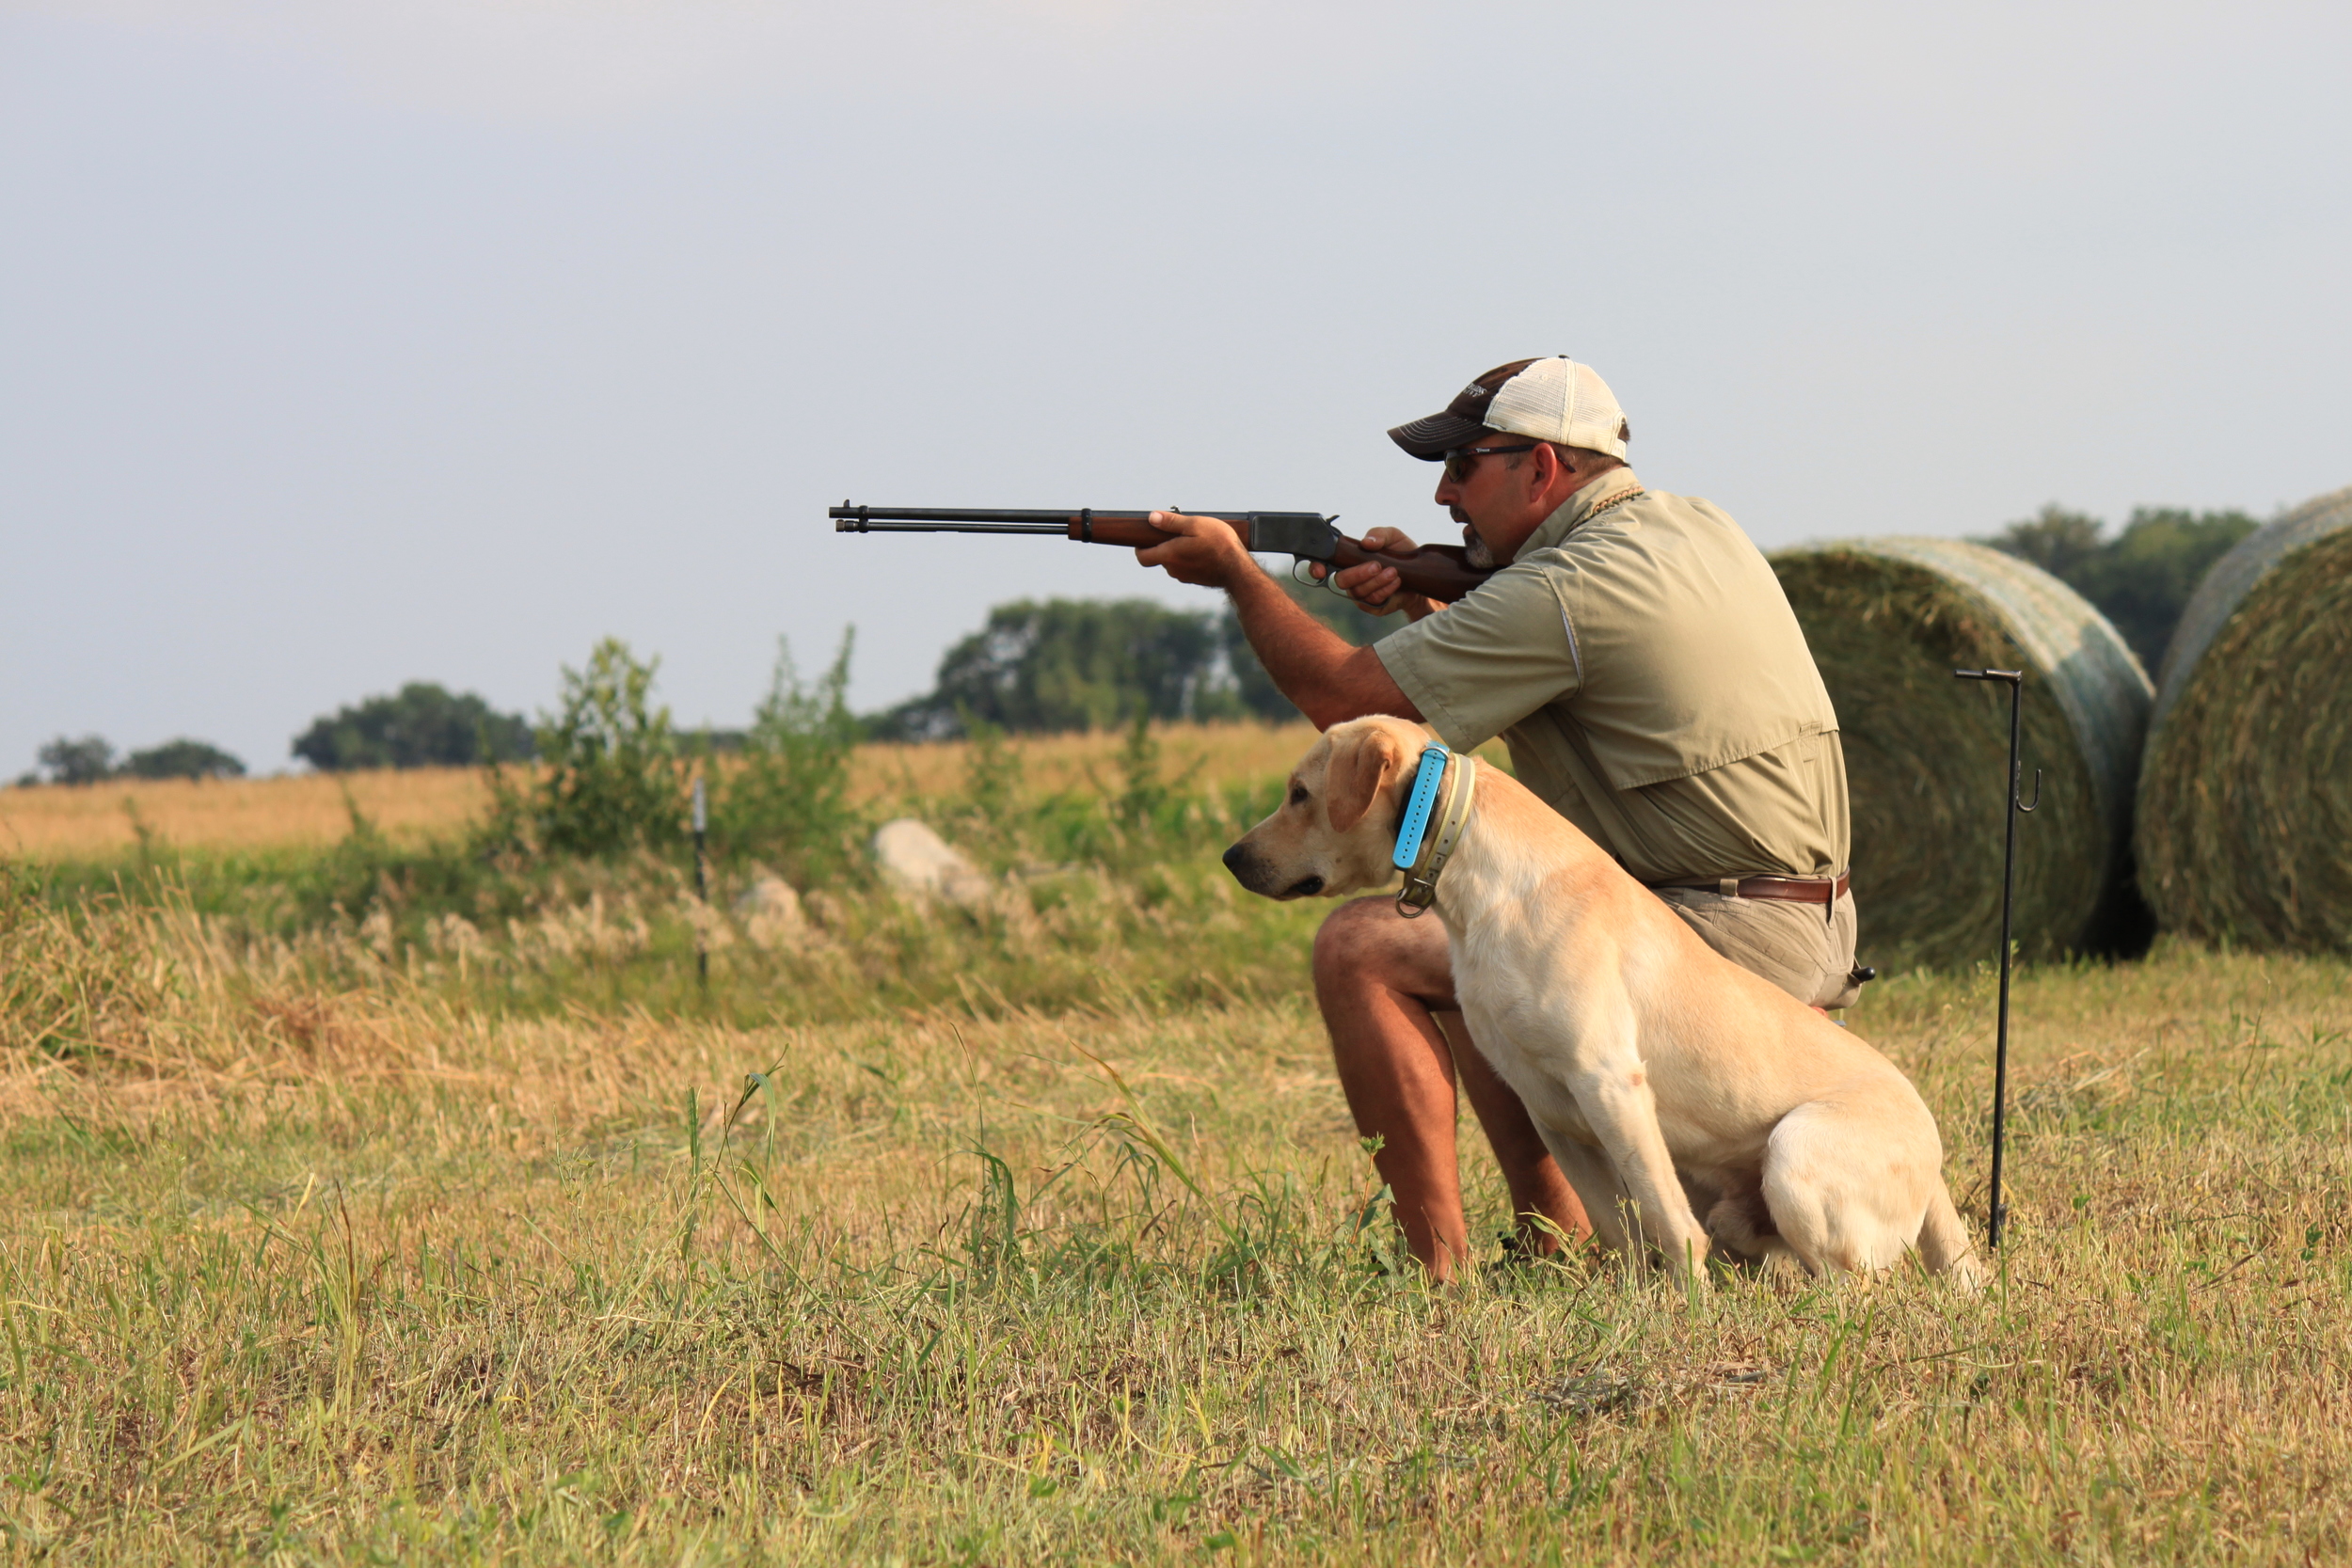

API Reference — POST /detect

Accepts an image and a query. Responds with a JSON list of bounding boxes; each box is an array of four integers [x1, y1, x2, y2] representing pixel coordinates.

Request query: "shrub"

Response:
[[711, 631, 864, 884], [482, 638, 686, 859]]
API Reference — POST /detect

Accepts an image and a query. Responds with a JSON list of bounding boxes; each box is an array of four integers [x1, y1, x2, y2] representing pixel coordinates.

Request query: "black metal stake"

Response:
[[1953, 669, 2041, 1248], [691, 774, 710, 996]]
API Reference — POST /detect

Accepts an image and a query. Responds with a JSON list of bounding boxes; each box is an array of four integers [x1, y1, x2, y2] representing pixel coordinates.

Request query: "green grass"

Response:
[[4, 833, 2350, 1564]]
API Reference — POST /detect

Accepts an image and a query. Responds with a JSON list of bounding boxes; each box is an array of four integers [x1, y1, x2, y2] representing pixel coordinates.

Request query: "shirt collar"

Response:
[[1512, 467, 1646, 563]]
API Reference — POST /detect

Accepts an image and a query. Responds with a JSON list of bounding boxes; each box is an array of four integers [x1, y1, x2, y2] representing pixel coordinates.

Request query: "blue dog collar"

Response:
[[1392, 744, 1451, 871], [1393, 742, 1477, 917]]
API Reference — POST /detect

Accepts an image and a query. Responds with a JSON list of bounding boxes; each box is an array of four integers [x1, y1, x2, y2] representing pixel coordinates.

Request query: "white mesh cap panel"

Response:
[[1486, 358, 1569, 440], [1486, 357, 1629, 459]]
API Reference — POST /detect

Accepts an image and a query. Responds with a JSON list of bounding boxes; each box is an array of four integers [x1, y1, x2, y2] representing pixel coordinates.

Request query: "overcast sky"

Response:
[[5, 1, 2348, 775]]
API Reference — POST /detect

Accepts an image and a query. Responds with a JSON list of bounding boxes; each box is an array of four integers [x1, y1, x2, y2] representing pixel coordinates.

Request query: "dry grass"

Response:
[[0, 723, 1325, 863], [852, 722, 1324, 807], [0, 768, 492, 860], [4, 882, 2350, 1563]]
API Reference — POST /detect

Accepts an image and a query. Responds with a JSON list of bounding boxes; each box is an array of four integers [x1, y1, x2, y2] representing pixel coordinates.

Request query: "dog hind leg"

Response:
[[1914, 1181, 1986, 1288], [1758, 1101, 1936, 1276]]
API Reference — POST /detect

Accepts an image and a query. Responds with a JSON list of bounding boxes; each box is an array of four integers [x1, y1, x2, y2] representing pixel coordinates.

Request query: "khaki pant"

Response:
[[1650, 886, 1863, 1009]]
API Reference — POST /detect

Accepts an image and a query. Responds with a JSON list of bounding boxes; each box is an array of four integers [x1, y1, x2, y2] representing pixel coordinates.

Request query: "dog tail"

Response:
[[1916, 1182, 1985, 1288]]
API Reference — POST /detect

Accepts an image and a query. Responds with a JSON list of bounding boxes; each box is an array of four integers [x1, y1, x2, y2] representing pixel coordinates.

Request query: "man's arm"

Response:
[[1136, 512, 1422, 730]]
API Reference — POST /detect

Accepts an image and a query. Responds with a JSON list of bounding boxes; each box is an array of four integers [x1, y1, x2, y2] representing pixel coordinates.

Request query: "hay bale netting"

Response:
[[1771, 538, 2153, 970], [2137, 485, 2352, 950]]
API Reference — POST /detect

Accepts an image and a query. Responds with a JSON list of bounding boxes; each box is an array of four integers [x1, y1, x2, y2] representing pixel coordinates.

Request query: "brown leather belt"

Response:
[[1653, 872, 1850, 905]]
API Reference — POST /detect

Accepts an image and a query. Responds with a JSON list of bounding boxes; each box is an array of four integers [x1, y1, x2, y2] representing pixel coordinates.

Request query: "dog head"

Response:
[[1221, 715, 1431, 899]]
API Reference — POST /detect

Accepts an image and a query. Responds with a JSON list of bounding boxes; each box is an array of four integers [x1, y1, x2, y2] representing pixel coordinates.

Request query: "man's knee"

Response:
[[1311, 897, 1397, 986], [1312, 896, 1454, 1005]]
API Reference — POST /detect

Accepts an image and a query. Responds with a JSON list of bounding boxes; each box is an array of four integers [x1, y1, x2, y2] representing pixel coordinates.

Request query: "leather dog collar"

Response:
[[1393, 744, 1477, 918]]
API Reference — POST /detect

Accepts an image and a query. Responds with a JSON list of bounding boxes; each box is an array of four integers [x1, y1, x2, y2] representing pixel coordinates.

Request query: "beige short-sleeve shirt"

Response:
[[1374, 467, 1849, 885]]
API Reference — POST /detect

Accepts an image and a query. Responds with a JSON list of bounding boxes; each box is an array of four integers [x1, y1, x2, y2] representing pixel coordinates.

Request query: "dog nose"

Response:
[[1221, 844, 1247, 877]]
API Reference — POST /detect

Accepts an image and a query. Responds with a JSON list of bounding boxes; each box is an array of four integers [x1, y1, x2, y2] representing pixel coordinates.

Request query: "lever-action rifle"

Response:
[[829, 504, 1495, 604]]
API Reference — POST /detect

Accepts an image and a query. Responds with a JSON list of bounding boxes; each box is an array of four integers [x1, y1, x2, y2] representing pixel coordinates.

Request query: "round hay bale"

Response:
[[1772, 538, 2153, 970], [2136, 485, 2352, 950]]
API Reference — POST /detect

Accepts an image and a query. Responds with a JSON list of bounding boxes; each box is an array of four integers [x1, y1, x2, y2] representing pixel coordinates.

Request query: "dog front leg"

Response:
[[1570, 1069, 1713, 1283], [1537, 1133, 1636, 1255]]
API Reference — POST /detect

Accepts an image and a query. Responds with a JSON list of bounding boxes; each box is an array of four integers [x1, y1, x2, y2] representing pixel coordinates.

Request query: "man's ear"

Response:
[[1326, 726, 1405, 834]]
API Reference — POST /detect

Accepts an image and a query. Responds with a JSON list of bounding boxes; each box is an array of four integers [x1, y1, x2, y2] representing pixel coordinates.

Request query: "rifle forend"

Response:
[[827, 504, 1494, 604]]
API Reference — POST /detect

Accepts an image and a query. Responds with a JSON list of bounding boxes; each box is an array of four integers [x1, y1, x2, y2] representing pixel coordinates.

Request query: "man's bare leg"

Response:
[[1312, 897, 1591, 1279]]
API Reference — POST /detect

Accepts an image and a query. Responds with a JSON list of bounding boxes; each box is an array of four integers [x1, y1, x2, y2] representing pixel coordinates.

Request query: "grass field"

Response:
[[5, 729, 2350, 1563]]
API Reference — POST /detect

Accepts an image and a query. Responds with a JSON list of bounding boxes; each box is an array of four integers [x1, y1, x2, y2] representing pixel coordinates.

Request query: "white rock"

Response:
[[733, 874, 806, 948], [870, 818, 993, 909]]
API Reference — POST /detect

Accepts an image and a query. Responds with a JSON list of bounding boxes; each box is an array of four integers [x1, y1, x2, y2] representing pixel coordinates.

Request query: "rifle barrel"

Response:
[[829, 499, 1492, 602], [832, 518, 1070, 534], [829, 504, 1247, 536]]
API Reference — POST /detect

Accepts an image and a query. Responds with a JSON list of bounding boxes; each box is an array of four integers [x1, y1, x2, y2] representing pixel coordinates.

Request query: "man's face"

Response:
[[1433, 431, 1543, 567]]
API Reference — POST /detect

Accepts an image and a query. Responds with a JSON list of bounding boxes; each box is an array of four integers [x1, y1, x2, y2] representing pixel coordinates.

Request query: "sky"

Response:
[[5, 1, 2348, 775]]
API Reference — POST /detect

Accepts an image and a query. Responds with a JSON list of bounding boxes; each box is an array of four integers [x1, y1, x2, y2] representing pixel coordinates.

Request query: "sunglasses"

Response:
[[1440, 442, 1537, 483]]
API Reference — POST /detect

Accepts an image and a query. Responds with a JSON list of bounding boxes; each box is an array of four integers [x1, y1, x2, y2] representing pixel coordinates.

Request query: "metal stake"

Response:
[[1953, 668, 2041, 1248], [691, 774, 710, 996]]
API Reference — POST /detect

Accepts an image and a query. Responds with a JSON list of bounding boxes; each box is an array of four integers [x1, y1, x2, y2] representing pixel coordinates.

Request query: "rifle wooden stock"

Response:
[[828, 504, 1495, 604]]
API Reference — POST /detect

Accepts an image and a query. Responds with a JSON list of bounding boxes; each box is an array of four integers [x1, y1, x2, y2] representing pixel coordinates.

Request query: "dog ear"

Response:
[[1326, 726, 1405, 834]]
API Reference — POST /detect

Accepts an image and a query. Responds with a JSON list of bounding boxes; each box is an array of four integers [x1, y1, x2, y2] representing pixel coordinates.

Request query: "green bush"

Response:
[[483, 637, 687, 860], [711, 631, 864, 884]]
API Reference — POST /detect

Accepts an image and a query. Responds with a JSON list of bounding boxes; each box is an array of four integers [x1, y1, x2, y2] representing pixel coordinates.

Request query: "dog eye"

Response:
[[1288, 784, 1310, 807]]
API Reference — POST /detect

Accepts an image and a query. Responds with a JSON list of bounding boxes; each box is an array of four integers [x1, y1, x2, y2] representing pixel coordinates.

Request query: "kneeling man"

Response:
[[1139, 356, 1865, 1278]]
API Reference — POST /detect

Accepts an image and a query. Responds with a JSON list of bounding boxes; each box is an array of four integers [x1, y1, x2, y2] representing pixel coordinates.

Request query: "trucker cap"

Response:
[[1387, 356, 1630, 462]]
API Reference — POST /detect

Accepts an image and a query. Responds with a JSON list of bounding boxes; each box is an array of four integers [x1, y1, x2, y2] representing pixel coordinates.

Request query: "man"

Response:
[[1138, 356, 1863, 1279]]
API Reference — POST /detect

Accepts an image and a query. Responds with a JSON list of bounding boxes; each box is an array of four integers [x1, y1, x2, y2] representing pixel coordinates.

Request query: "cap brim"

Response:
[[1386, 412, 1491, 460]]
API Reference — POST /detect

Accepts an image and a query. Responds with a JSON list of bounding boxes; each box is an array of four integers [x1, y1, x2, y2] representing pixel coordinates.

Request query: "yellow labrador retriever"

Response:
[[1225, 715, 1980, 1286]]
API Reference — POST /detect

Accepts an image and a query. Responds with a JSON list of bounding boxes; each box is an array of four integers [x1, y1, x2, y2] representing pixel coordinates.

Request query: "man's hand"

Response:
[[1150, 509, 1422, 729], [1136, 511, 1252, 588], [1318, 527, 1438, 622]]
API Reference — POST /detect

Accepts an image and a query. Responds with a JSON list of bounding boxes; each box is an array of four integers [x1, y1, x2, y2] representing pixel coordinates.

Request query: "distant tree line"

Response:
[[1976, 503, 2259, 672], [292, 683, 534, 771], [867, 574, 1387, 740], [14, 682, 534, 786], [18, 735, 246, 786]]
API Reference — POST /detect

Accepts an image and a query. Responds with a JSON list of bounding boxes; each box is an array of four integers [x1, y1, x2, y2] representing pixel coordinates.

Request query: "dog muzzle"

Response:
[[1392, 743, 1477, 918]]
